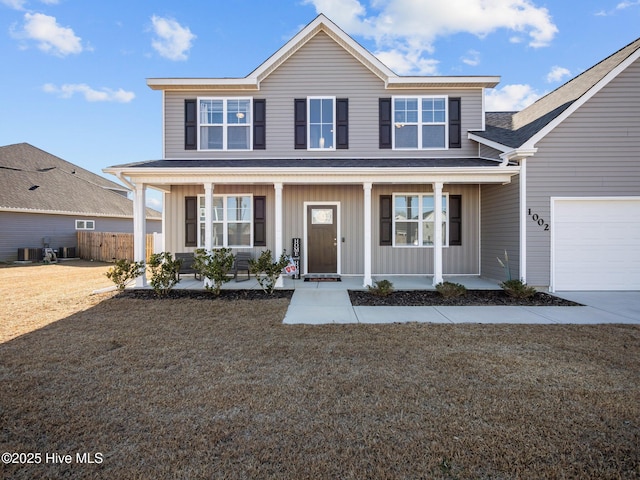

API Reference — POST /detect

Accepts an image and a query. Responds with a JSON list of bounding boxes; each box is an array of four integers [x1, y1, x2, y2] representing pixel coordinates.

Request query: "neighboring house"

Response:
[[104, 14, 640, 291], [0, 143, 161, 262]]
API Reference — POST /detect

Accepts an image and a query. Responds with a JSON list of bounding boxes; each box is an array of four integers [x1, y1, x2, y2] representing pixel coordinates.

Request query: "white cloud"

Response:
[[304, 0, 558, 74], [546, 65, 570, 83], [462, 49, 481, 66], [150, 15, 196, 61], [12, 12, 83, 56], [596, 0, 640, 15], [43, 83, 135, 103], [485, 84, 542, 111], [1, 0, 59, 8]]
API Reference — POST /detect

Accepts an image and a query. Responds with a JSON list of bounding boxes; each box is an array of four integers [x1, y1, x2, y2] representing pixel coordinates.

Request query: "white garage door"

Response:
[[553, 198, 640, 291]]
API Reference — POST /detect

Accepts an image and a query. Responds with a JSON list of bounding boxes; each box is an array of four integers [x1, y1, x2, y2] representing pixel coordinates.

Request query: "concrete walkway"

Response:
[[283, 289, 640, 325]]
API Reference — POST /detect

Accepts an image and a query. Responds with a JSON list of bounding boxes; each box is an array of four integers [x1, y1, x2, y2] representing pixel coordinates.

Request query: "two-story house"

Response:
[[105, 14, 640, 291]]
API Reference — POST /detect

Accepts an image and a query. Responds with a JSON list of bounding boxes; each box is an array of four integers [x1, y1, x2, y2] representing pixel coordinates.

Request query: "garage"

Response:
[[552, 198, 640, 291]]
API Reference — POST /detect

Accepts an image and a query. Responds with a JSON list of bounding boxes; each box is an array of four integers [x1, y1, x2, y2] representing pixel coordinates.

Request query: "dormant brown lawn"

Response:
[[1, 262, 639, 479]]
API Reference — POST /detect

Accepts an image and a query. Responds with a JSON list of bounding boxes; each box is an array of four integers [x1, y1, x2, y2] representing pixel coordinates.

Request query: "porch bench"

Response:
[[233, 252, 252, 282], [175, 252, 202, 280]]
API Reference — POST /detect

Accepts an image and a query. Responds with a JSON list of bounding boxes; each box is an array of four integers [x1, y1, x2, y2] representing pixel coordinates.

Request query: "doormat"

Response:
[[304, 275, 342, 282]]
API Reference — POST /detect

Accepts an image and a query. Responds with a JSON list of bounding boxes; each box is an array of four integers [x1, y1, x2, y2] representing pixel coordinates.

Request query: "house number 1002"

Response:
[[528, 209, 550, 231]]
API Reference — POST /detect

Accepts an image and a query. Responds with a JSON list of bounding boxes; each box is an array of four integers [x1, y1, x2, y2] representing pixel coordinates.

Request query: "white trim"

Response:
[[307, 96, 336, 151], [433, 182, 444, 286], [519, 159, 527, 283], [363, 183, 372, 287], [161, 90, 166, 159], [274, 183, 284, 288], [303, 201, 341, 275], [133, 183, 147, 288], [197, 97, 253, 151], [550, 196, 640, 292], [391, 95, 449, 150], [197, 193, 254, 248], [467, 133, 511, 154], [75, 219, 96, 230], [391, 192, 450, 248], [0, 207, 160, 220]]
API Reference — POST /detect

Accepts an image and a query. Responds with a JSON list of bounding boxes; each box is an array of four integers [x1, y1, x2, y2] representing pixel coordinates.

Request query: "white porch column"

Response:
[[203, 183, 214, 288], [134, 182, 147, 287], [363, 182, 373, 287], [274, 183, 284, 288], [204, 183, 214, 251], [519, 159, 527, 283], [432, 181, 444, 286]]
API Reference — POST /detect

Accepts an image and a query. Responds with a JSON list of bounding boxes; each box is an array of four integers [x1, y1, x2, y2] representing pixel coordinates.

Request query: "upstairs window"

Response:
[[308, 97, 335, 150], [199, 98, 252, 150], [393, 96, 447, 149]]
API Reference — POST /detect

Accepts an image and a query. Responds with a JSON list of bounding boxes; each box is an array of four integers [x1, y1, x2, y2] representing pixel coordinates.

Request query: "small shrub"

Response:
[[148, 252, 181, 296], [501, 279, 537, 299], [249, 250, 289, 294], [105, 259, 145, 291], [367, 279, 394, 297], [436, 281, 467, 299], [193, 248, 235, 296]]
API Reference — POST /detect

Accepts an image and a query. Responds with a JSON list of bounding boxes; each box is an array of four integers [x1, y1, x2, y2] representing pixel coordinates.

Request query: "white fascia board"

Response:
[[0, 206, 136, 219], [146, 78, 258, 91], [107, 166, 520, 186], [467, 133, 511, 153], [522, 47, 640, 150], [386, 76, 500, 89]]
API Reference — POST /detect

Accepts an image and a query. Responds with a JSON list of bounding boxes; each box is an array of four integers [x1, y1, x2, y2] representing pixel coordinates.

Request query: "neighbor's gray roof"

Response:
[[0, 143, 161, 218], [473, 36, 640, 149], [108, 157, 506, 169]]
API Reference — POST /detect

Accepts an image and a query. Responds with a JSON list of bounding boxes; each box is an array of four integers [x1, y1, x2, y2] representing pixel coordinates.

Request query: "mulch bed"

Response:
[[116, 289, 294, 300], [349, 289, 582, 306]]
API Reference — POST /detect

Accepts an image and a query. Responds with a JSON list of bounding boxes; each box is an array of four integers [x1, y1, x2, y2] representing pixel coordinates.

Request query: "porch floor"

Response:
[[171, 275, 501, 291]]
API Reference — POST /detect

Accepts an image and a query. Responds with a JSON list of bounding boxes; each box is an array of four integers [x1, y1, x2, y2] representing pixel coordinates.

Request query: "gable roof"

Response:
[[0, 143, 161, 219], [147, 14, 500, 92], [471, 36, 640, 151]]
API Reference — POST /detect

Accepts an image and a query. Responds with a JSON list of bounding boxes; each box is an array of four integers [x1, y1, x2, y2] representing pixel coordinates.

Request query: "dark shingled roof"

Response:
[[109, 157, 504, 169], [473, 36, 640, 149], [0, 143, 161, 218]]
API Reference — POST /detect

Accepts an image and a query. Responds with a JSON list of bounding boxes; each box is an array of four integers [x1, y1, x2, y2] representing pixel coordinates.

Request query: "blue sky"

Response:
[[1, 0, 638, 210]]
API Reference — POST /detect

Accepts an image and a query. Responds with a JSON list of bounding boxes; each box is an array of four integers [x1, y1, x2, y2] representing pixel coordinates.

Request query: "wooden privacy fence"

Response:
[[77, 232, 155, 263]]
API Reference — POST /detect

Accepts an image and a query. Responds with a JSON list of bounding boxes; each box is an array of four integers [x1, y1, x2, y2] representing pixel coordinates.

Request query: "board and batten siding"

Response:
[[480, 180, 520, 282], [165, 183, 480, 276], [372, 184, 480, 275], [525, 56, 640, 288], [163, 32, 484, 160]]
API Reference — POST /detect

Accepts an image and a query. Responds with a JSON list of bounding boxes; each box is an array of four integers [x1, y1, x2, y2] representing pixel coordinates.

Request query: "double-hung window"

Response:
[[393, 96, 447, 149], [393, 194, 448, 247], [198, 195, 253, 247], [308, 97, 335, 150], [199, 98, 252, 150]]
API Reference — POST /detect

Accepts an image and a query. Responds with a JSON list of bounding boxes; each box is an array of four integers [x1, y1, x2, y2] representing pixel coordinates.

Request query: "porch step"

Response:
[[303, 274, 342, 282]]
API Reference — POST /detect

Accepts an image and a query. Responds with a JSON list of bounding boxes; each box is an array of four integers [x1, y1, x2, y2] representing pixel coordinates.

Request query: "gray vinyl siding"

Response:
[[166, 183, 480, 276], [479, 144, 503, 161], [526, 57, 640, 288], [163, 32, 484, 160], [480, 180, 520, 281], [0, 211, 160, 262], [373, 184, 480, 275]]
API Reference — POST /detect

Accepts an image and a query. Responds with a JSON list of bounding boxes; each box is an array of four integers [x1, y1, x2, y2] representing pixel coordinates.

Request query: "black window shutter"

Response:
[[253, 99, 266, 150], [380, 195, 393, 246], [449, 195, 462, 246], [379, 98, 392, 149], [294, 99, 307, 149], [336, 98, 349, 149], [254, 196, 267, 246], [448, 97, 461, 149], [185, 99, 197, 150], [185, 196, 197, 247]]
